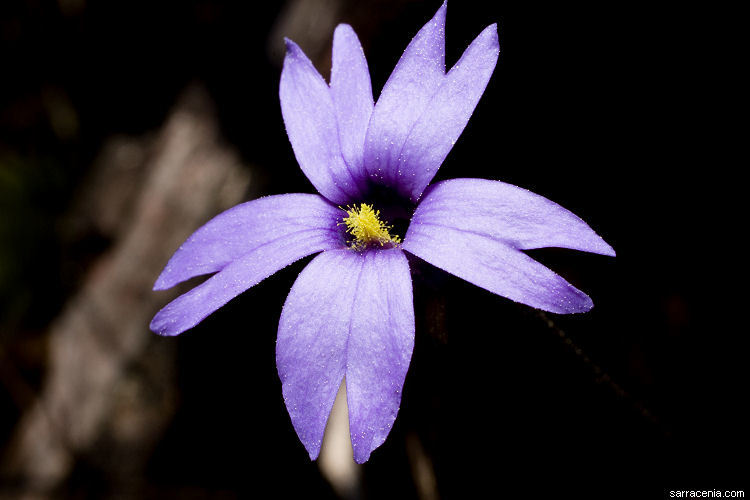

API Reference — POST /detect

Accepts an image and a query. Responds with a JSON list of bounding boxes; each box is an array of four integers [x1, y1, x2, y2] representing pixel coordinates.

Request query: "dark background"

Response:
[[1, 0, 743, 498]]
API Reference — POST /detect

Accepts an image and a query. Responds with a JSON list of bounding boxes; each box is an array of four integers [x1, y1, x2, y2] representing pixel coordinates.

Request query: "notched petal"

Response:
[[398, 23, 500, 201], [409, 179, 615, 256], [149, 194, 343, 336], [153, 194, 343, 291], [363, 1, 447, 188], [276, 249, 414, 463], [404, 179, 614, 314], [280, 39, 365, 203]]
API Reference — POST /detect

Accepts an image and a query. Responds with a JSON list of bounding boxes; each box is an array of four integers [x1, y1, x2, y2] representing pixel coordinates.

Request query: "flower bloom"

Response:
[[150, 2, 615, 463]]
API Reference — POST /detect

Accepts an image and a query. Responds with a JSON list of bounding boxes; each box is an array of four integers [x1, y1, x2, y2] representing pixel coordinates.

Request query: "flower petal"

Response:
[[408, 179, 615, 256], [363, 1, 446, 188], [280, 39, 365, 204], [330, 24, 374, 175], [154, 194, 344, 291], [398, 24, 500, 201], [150, 197, 343, 337], [405, 226, 592, 313], [346, 248, 414, 463], [276, 251, 355, 460], [403, 179, 615, 313], [276, 248, 414, 463]]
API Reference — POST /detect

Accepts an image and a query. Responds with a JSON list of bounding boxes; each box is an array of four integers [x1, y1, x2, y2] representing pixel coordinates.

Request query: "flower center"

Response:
[[340, 203, 401, 250]]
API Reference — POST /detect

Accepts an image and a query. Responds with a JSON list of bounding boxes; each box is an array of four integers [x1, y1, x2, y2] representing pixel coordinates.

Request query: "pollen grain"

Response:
[[340, 203, 401, 250]]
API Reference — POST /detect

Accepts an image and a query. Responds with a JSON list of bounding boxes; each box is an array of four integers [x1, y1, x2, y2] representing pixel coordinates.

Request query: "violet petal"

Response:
[[346, 249, 414, 463], [404, 179, 615, 313], [280, 39, 365, 204], [409, 179, 615, 255], [154, 193, 343, 291], [330, 24, 374, 175], [398, 24, 500, 201], [276, 248, 414, 463], [363, 2, 446, 188], [150, 197, 343, 337]]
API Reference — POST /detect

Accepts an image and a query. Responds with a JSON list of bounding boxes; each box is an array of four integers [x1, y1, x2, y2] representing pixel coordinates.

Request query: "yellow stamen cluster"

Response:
[[340, 203, 401, 250]]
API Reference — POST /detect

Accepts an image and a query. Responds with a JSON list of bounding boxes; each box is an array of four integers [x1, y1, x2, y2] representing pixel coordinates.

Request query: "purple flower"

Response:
[[150, 2, 615, 464]]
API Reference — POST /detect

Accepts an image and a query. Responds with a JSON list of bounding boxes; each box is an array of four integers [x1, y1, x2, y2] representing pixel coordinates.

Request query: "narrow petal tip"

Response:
[[427, 1, 447, 32], [486, 22, 500, 48], [150, 306, 196, 337], [574, 295, 594, 313], [601, 242, 616, 257], [587, 234, 616, 257], [284, 37, 301, 55], [333, 23, 355, 38], [472, 23, 499, 56], [152, 274, 171, 291], [541, 284, 594, 315], [149, 314, 175, 337], [307, 447, 321, 461], [436, 1, 447, 22]]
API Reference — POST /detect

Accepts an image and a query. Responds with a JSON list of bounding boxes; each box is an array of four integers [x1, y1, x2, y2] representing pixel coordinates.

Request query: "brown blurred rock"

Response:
[[0, 85, 253, 498], [266, 0, 415, 73]]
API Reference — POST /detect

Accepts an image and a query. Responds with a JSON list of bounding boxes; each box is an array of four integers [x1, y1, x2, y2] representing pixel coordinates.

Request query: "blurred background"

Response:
[[0, 0, 743, 498]]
